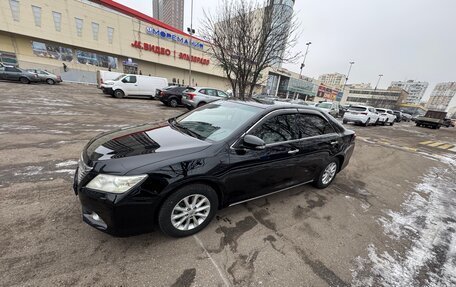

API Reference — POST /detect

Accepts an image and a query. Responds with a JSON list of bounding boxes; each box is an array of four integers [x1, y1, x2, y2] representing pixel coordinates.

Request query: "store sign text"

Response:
[[146, 27, 204, 49], [131, 41, 210, 65]]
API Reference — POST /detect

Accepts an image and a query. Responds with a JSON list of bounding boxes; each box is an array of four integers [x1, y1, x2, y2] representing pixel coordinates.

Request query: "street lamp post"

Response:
[[186, 0, 194, 86], [375, 74, 383, 90], [299, 42, 312, 76], [341, 61, 355, 102]]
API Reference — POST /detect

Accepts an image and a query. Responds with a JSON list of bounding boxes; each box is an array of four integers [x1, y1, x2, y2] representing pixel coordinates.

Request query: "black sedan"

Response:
[[156, 86, 187, 107], [74, 100, 355, 237]]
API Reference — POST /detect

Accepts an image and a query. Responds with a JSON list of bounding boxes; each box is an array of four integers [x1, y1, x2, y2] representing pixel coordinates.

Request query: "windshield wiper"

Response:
[[169, 119, 205, 140]]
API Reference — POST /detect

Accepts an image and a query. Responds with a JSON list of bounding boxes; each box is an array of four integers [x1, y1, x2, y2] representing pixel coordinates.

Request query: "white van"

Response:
[[96, 70, 124, 89], [103, 74, 168, 99]]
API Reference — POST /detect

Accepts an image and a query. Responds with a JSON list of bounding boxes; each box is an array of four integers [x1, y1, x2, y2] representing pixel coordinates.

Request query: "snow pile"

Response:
[[352, 161, 456, 286]]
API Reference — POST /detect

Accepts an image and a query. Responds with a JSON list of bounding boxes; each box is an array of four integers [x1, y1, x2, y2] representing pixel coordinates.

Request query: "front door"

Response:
[[121, 75, 139, 95], [225, 112, 307, 204]]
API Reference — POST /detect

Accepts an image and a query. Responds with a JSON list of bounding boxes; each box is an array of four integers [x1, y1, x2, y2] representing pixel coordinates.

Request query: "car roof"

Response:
[[225, 99, 324, 113]]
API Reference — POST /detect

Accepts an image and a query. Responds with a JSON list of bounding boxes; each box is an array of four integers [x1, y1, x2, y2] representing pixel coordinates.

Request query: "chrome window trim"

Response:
[[229, 108, 339, 150]]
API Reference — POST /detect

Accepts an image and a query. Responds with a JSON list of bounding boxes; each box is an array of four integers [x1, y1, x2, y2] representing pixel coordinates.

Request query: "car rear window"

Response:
[[349, 106, 367, 111], [376, 109, 386, 113], [184, 88, 196, 93]]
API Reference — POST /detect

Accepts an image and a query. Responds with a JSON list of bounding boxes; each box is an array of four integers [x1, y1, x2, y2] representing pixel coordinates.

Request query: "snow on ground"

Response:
[[352, 155, 456, 286]]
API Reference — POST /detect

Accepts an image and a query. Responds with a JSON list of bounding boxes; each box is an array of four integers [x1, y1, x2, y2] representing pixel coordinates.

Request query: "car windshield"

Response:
[[316, 103, 332, 109], [349, 106, 367, 111], [174, 102, 261, 141], [113, 74, 126, 81]]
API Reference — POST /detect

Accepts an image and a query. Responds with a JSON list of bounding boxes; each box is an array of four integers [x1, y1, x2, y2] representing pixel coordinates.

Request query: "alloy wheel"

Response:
[[171, 194, 211, 231], [321, 162, 337, 185]]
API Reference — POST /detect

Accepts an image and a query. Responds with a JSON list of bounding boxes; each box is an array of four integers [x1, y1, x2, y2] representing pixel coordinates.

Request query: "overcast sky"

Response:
[[115, 0, 456, 101]]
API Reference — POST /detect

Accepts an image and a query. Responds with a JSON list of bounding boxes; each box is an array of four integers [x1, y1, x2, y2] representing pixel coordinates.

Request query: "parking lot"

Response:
[[0, 81, 455, 287]]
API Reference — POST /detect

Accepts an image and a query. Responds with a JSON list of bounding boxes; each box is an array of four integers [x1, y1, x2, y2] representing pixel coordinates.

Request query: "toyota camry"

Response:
[[73, 100, 355, 237]]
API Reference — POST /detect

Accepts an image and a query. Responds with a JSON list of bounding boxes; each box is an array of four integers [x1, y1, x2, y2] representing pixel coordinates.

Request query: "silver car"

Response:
[[181, 87, 230, 109], [26, 69, 62, 85]]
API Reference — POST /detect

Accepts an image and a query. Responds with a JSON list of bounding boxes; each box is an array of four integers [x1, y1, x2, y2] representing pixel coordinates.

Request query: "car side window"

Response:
[[5, 67, 17, 72], [206, 89, 217, 97], [199, 89, 207, 95], [217, 90, 228, 98], [250, 114, 298, 144], [122, 76, 137, 83], [296, 114, 336, 138]]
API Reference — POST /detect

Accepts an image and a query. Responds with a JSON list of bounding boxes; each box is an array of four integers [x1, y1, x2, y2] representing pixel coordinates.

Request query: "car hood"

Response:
[[85, 122, 211, 165]]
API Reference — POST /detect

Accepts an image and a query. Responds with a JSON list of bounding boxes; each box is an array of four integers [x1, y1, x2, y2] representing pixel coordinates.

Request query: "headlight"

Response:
[[86, 174, 148, 193]]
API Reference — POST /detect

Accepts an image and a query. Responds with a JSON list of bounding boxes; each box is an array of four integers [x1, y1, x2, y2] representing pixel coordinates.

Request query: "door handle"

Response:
[[288, 149, 299, 154], [330, 141, 338, 145]]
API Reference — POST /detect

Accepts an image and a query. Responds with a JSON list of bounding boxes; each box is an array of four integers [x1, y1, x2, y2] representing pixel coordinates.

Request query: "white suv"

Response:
[[181, 87, 230, 109], [343, 105, 379, 126], [375, 108, 396, 126]]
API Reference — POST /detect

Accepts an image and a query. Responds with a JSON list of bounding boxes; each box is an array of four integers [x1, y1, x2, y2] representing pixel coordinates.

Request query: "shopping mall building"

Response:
[[0, 0, 229, 88]]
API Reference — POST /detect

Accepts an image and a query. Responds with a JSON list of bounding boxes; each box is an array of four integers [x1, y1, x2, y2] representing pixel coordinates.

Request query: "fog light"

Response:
[[91, 212, 100, 221]]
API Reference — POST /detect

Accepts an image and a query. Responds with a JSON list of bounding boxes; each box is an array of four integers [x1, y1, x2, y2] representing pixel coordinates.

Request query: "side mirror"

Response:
[[243, 135, 265, 150]]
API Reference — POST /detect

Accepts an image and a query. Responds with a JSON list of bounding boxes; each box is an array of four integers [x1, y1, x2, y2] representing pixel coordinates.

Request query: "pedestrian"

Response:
[[139, 70, 142, 75], [62, 63, 67, 72], [108, 65, 111, 72]]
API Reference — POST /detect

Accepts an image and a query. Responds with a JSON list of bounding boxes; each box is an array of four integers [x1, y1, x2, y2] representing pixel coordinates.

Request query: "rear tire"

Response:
[[158, 184, 218, 237], [169, 98, 178, 108], [313, 159, 339, 189], [20, 77, 30, 84], [113, 89, 125, 99], [197, 102, 206, 107], [364, 118, 370, 127], [46, 78, 55, 85], [343, 119, 348, 124]]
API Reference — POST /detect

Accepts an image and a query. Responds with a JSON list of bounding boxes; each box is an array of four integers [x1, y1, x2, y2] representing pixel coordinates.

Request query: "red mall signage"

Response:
[[131, 41, 210, 65]]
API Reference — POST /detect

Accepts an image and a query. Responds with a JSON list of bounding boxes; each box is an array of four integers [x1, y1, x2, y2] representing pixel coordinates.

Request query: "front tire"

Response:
[[113, 89, 125, 99], [20, 77, 30, 84], [158, 184, 218, 237], [313, 159, 339, 189], [46, 78, 55, 85]]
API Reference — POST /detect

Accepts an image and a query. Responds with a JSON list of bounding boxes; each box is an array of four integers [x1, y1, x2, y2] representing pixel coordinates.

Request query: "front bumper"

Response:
[[73, 168, 162, 236], [181, 98, 196, 109]]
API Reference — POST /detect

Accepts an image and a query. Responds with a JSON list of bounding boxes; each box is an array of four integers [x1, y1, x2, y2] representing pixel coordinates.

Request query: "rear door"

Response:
[[294, 110, 341, 182]]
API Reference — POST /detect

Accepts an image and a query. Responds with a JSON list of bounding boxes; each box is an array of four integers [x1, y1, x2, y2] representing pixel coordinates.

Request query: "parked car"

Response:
[[393, 110, 403, 122], [154, 85, 178, 99], [0, 66, 39, 84], [442, 118, 455, 128], [401, 113, 412, 122], [343, 105, 380, 126], [73, 100, 355, 237], [158, 86, 188, 107], [26, 69, 62, 85], [102, 74, 168, 99], [375, 108, 396, 126], [339, 105, 350, 118], [290, 99, 308, 106], [181, 87, 230, 109], [97, 70, 126, 89], [315, 101, 340, 118]]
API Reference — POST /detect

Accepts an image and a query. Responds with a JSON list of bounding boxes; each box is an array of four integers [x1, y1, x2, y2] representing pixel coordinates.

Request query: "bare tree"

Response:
[[202, 0, 300, 100]]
